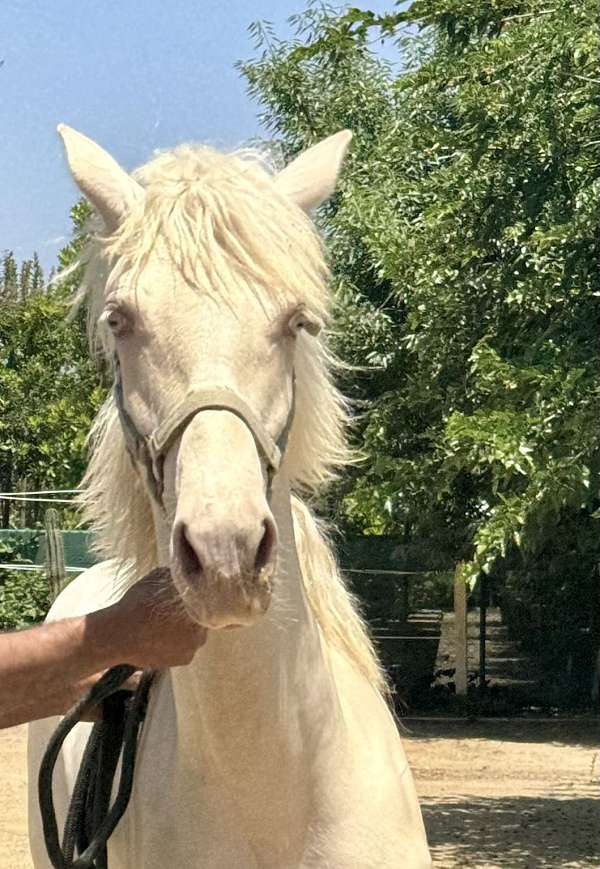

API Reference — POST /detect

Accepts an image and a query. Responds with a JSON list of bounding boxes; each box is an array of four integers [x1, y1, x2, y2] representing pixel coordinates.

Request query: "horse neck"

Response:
[[145, 478, 344, 863]]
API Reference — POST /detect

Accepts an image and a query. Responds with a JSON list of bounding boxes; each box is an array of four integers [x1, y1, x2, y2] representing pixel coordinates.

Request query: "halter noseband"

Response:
[[113, 358, 294, 504]]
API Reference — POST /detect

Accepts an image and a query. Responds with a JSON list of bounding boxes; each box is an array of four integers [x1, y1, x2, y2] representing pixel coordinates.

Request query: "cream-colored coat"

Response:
[[28, 125, 431, 867], [28, 478, 430, 868]]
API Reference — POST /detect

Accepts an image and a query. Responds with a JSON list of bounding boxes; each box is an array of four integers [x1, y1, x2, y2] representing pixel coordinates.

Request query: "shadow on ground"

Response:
[[422, 794, 598, 868], [404, 718, 600, 749]]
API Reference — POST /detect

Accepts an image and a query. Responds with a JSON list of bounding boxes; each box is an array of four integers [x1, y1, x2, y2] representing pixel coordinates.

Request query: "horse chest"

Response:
[[110, 730, 260, 868], [109, 674, 302, 869]]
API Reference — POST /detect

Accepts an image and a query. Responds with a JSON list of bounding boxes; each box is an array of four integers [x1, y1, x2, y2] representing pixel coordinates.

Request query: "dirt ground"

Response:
[[1, 726, 31, 869], [1, 718, 598, 868], [403, 718, 599, 868]]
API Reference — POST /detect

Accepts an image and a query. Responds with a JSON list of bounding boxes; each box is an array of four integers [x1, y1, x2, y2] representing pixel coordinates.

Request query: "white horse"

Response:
[[28, 125, 431, 868]]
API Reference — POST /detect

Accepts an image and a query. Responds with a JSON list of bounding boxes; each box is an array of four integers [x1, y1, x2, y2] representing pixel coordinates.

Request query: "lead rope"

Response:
[[39, 665, 156, 869]]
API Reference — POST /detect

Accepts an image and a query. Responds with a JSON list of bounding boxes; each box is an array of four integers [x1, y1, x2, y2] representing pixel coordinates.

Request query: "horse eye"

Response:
[[287, 308, 322, 337], [102, 307, 131, 337]]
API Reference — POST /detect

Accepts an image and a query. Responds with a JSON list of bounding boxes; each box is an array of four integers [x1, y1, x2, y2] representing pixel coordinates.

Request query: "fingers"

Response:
[[175, 626, 208, 665], [122, 567, 181, 611], [106, 568, 209, 670], [77, 670, 144, 721]]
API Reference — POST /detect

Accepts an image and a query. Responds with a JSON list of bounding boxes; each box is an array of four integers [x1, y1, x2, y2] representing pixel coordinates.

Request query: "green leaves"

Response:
[[240, 0, 599, 602], [0, 536, 49, 629], [0, 234, 105, 523], [0, 570, 50, 630]]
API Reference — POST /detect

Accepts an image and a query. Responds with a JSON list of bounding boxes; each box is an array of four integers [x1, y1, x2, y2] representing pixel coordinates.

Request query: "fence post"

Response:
[[44, 508, 66, 602], [479, 572, 488, 692], [454, 562, 468, 696]]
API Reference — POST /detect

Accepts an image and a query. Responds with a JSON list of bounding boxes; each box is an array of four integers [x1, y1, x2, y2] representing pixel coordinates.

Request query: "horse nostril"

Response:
[[255, 517, 277, 573], [176, 523, 203, 580]]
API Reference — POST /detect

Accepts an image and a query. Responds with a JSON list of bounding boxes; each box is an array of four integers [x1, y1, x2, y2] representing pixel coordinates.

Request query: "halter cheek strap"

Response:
[[113, 358, 294, 505]]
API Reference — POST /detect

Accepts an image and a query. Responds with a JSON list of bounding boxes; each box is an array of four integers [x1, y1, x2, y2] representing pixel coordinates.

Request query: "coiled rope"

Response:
[[38, 664, 156, 869]]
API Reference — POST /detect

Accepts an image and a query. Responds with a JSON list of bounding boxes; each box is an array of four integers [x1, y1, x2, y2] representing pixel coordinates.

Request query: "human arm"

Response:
[[0, 568, 206, 729]]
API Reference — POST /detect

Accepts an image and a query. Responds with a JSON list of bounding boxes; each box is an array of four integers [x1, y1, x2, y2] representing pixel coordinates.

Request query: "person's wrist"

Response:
[[82, 605, 125, 671]]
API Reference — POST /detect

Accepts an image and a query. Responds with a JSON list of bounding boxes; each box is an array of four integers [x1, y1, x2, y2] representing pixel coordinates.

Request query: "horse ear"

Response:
[[274, 130, 352, 213], [57, 124, 143, 230]]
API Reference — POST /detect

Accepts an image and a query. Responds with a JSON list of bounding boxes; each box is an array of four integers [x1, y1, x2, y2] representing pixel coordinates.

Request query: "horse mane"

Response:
[[74, 142, 386, 697]]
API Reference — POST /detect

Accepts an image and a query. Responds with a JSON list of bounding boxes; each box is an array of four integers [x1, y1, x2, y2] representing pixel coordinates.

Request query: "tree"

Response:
[[239, 0, 599, 666], [0, 202, 105, 527], [1, 252, 18, 297]]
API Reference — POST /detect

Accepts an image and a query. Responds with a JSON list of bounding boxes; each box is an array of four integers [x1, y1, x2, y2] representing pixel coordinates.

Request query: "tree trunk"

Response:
[[0, 468, 11, 527]]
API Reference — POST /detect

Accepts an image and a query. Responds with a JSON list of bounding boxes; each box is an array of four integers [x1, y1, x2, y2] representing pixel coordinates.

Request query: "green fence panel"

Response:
[[0, 529, 98, 570]]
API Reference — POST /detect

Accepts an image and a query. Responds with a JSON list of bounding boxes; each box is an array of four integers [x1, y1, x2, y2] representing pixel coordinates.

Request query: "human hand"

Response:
[[88, 567, 207, 671], [67, 670, 144, 721]]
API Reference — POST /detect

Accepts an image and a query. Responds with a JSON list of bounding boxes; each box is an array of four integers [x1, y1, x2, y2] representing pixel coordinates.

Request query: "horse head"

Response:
[[59, 124, 351, 629]]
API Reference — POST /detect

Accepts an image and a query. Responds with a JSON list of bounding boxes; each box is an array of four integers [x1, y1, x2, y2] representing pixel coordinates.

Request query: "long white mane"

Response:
[[73, 143, 386, 694]]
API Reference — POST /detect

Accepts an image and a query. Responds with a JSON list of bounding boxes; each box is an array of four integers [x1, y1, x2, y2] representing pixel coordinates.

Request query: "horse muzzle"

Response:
[[170, 512, 277, 628]]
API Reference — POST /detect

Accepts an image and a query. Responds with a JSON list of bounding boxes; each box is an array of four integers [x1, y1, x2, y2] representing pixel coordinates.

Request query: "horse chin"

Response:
[[173, 571, 273, 630]]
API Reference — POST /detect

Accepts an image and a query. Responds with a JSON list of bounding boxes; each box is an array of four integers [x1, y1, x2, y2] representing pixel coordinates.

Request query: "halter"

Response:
[[113, 357, 295, 503]]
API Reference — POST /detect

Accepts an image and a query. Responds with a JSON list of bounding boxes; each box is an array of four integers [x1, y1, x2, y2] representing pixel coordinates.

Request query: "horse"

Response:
[[27, 124, 431, 868]]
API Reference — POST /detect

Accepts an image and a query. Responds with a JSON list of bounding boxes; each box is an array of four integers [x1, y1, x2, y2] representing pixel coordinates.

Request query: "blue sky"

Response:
[[0, 0, 400, 271]]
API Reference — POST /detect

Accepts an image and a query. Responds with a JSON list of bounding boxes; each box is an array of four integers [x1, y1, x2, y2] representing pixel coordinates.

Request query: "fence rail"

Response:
[[0, 563, 82, 574]]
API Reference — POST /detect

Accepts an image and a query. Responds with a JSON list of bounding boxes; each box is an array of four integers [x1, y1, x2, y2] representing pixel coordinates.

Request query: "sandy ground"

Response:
[[1, 718, 598, 868], [404, 718, 599, 868], [0, 726, 31, 869]]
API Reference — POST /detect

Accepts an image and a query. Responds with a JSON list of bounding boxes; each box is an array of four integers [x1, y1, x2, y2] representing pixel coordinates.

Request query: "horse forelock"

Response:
[[76, 145, 329, 348]]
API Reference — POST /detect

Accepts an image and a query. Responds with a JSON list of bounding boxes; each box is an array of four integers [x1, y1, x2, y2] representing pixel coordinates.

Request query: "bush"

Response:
[[0, 532, 40, 564], [0, 534, 50, 629], [0, 569, 50, 630]]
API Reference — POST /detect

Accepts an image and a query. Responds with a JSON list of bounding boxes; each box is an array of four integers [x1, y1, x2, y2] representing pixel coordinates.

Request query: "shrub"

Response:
[[0, 533, 50, 629], [0, 569, 50, 630]]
